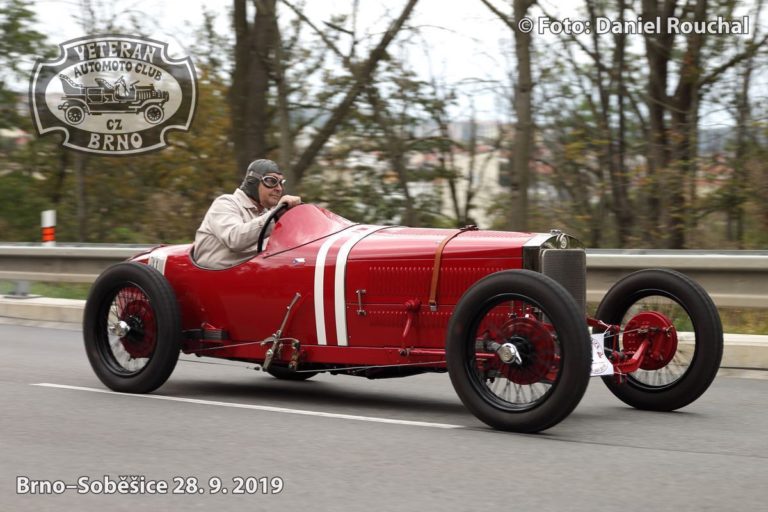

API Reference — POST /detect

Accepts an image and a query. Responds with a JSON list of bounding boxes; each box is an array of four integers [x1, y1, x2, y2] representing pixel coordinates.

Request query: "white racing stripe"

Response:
[[313, 229, 355, 345], [333, 225, 391, 346], [32, 383, 464, 430]]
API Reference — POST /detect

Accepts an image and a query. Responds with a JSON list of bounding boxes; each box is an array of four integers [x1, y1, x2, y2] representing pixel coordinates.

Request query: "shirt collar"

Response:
[[233, 188, 262, 212]]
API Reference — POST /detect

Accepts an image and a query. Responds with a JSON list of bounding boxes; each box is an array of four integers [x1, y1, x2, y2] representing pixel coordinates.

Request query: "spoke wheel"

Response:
[[65, 105, 85, 125], [84, 263, 181, 393], [447, 270, 591, 433], [596, 269, 723, 411], [144, 105, 164, 124], [104, 285, 157, 374], [493, 317, 558, 385]]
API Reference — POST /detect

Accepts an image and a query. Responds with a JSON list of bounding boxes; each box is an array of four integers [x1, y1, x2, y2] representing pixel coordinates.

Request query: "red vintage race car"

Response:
[[83, 204, 723, 433]]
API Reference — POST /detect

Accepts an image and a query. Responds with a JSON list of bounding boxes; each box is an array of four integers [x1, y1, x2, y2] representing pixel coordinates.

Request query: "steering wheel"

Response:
[[256, 202, 290, 253]]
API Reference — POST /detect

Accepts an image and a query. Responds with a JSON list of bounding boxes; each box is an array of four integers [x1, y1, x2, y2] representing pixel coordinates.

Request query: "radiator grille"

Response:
[[541, 249, 586, 315]]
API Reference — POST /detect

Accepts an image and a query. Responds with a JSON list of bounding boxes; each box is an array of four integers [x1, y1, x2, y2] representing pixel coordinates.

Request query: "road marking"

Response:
[[33, 383, 465, 430]]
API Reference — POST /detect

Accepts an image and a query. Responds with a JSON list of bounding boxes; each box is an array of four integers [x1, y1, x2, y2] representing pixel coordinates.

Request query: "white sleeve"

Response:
[[205, 197, 273, 252]]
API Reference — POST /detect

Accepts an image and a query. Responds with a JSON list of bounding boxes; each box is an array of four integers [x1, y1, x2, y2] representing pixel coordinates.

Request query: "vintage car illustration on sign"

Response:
[[57, 74, 169, 126], [83, 204, 724, 433]]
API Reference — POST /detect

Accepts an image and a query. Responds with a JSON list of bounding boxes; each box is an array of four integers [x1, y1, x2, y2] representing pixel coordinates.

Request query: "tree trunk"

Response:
[[272, 14, 294, 186], [666, 0, 706, 249], [74, 152, 87, 242], [641, 0, 677, 245], [731, 0, 763, 247], [509, 0, 534, 231], [609, 0, 634, 245], [51, 150, 70, 206], [230, 0, 276, 176], [432, 109, 462, 223], [464, 114, 478, 226]]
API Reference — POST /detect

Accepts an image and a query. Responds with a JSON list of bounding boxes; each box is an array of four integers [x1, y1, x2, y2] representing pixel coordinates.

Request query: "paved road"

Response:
[[1, 323, 767, 512]]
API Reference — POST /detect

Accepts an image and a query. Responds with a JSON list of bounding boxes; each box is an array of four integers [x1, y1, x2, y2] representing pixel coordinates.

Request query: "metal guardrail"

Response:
[[1, 244, 767, 308], [0, 244, 153, 284], [585, 250, 768, 308]]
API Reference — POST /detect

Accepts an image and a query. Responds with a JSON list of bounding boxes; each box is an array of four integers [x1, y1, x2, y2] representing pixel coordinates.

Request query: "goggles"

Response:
[[260, 175, 286, 189]]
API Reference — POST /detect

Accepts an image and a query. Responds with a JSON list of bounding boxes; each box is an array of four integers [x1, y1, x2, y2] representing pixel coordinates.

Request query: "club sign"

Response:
[[29, 35, 197, 155]]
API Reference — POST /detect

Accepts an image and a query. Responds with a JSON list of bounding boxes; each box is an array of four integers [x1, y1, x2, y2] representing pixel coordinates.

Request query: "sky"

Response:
[[27, 0, 767, 125], [28, 0, 540, 121]]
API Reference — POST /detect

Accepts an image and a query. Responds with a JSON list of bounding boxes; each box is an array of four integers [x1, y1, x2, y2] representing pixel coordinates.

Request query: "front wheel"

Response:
[[447, 270, 591, 433], [596, 269, 723, 411], [83, 262, 181, 393], [143, 104, 164, 124]]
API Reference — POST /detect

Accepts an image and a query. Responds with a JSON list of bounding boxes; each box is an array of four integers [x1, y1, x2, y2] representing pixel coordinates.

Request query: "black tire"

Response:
[[83, 262, 181, 393], [596, 269, 723, 411], [447, 270, 591, 433], [143, 105, 164, 124], [65, 105, 85, 125], [266, 365, 318, 381]]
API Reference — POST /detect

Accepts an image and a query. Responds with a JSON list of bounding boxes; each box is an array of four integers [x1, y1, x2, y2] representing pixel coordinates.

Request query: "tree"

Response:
[[536, 0, 643, 246], [230, 0, 419, 189], [288, 0, 420, 183], [724, 0, 764, 248], [0, 0, 50, 241], [641, 0, 768, 248], [480, 0, 534, 231], [281, 1, 479, 226], [230, 0, 277, 175], [0, 0, 47, 129]]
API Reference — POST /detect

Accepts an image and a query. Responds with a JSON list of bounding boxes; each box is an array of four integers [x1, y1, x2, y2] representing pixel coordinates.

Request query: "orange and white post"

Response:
[[41, 210, 56, 246]]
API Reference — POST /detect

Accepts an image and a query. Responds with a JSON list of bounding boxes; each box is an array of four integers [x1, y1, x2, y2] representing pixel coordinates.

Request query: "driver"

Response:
[[193, 159, 301, 269]]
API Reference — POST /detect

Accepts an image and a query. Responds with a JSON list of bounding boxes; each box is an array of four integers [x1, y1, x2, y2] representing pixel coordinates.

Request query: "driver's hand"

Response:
[[278, 195, 302, 208]]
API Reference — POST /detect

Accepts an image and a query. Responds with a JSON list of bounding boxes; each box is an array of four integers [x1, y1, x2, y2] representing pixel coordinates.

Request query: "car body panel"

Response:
[[134, 204, 550, 365]]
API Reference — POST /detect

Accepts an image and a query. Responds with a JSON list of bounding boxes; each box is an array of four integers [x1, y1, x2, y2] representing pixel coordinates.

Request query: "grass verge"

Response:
[[0, 280, 92, 300]]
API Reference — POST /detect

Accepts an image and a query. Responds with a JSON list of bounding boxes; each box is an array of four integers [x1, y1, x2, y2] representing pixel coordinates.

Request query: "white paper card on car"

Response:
[[590, 332, 614, 376]]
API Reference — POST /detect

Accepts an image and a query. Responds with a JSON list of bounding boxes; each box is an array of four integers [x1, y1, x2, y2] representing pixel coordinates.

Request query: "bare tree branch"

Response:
[[280, 0, 348, 63], [291, 0, 420, 182], [699, 34, 768, 88]]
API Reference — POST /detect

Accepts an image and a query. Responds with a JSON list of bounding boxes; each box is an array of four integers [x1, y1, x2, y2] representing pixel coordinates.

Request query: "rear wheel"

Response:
[[447, 270, 591, 433], [83, 262, 181, 393], [596, 269, 723, 411], [65, 105, 85, 125]]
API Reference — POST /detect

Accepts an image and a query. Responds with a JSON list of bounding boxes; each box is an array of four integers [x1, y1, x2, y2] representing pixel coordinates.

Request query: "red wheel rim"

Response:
[[106, 285, 158, 372], [118, 295, 157, 358], [494, 317, 557, 384], [622, 311, 678, 371]]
